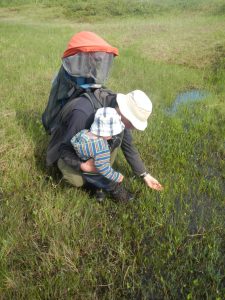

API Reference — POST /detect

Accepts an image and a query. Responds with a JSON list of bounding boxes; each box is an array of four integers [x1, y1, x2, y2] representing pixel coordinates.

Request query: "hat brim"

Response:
[[90, 126, 124, 137], [116, 93, 147, 131]]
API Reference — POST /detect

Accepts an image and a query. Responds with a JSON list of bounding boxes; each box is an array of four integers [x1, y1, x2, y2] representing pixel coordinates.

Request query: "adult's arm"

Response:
[[120, 129, 147, 176], [121, 129, 164, 190]]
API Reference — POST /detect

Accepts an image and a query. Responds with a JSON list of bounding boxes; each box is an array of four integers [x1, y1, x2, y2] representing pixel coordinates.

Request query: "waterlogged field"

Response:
[[0, 1, 225, 299]]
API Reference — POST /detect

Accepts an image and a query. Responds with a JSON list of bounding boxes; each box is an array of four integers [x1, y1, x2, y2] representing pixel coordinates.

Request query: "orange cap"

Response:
[[62, 31, 119, 58]]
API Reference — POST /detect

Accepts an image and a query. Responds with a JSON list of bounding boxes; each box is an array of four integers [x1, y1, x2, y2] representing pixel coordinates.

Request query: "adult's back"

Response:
[[46, 88, 117, 167]]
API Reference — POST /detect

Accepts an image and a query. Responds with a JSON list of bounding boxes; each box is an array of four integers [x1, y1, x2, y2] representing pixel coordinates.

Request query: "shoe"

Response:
[[110, 183, 134, 202], [96, 189, 105, 203]]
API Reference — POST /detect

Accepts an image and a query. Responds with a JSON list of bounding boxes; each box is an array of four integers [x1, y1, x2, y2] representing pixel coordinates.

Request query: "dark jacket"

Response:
[[46, 89, 147, 176]]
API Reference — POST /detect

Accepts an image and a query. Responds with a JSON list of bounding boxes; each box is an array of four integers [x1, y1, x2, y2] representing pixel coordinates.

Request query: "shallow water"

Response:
[[168, 89, 209, 114]]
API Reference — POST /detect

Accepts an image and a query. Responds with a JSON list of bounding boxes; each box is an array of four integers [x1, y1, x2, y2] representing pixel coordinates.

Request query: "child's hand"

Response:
[[118, 174, 124, 183]]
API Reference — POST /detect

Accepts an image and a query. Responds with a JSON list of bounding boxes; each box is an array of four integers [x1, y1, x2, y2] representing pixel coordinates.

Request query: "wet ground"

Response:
[[167, 89, 209, 114]]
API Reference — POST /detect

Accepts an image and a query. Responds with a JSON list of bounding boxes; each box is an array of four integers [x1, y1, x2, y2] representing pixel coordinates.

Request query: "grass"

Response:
[[0, 1, 225, 299]]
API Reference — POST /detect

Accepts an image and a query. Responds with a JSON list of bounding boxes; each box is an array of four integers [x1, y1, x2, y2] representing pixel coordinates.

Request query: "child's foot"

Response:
[[95, 189, 105, 203], [110, 183, 134, 202]]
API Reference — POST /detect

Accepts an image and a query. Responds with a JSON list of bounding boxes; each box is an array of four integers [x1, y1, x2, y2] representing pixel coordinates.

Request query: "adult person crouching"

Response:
[[46, 89, 163, 201], [43, 31, 163, 201]]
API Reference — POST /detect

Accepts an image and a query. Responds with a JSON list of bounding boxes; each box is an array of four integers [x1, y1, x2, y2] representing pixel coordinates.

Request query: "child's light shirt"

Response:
[[71, 129, 122, 183]]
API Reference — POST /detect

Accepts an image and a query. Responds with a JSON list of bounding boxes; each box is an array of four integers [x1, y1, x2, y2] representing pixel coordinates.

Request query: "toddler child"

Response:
[[71, 107, 125, 191]]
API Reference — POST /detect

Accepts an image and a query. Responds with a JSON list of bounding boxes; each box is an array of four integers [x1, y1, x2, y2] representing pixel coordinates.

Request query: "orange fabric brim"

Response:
[[62, 31, 119, 58]]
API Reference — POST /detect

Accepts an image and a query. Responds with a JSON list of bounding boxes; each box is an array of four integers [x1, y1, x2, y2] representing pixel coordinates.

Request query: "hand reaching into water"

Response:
[[143, 174, 163, 191]]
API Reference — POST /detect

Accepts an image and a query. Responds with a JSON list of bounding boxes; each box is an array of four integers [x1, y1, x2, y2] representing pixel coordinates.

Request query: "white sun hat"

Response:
[[116, 90, 152, 130], [90, 107, 125, 137]]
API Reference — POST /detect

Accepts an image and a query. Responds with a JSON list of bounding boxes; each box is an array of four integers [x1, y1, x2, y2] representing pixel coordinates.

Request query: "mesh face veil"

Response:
[[62, 31, 118, 84], [62, 52, 114, 84]]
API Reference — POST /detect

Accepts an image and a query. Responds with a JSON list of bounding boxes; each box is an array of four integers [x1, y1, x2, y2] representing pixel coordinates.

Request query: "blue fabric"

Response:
[[65, 71, 102, 89], [82, 173, 116, 191], [76, 77, 94, 88], [65, 71, 95, 88], [80, 83, 94, 89], [76, 77, 86, 85]]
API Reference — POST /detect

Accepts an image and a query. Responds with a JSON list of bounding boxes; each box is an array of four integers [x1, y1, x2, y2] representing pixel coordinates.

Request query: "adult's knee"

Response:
[[57, 158, 85, 187]]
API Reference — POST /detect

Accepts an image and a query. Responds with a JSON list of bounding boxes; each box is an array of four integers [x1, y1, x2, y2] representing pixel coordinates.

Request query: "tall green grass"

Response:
[[1, 0, 225, 20], [0, 1, 225, 299]]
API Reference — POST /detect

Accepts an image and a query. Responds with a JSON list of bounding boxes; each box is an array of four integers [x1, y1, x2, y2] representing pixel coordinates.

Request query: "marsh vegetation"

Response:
[[0, 1, 224, 299]]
